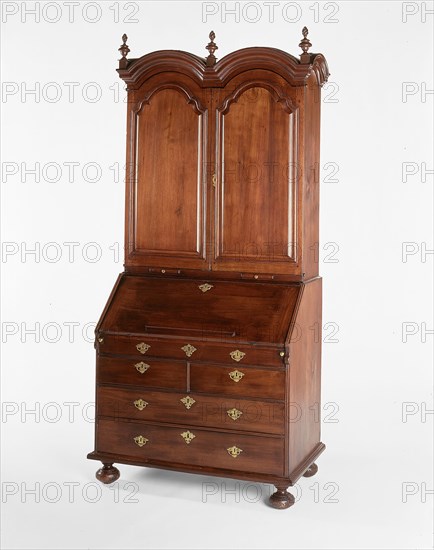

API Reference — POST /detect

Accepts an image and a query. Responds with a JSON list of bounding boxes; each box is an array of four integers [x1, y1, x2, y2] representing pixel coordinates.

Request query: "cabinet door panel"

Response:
[[214, 81, 299, 274], [127, 82, 208, 269]]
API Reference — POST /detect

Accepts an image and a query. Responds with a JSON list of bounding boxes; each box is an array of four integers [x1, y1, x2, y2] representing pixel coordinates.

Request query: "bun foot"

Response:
[[96, 463, 120, 484], [303, 462, 318, 478], [269, 485, 295, 509]]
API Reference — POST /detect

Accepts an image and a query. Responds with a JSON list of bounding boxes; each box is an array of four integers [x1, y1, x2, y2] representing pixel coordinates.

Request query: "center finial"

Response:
[[205, 30, 218, 67]]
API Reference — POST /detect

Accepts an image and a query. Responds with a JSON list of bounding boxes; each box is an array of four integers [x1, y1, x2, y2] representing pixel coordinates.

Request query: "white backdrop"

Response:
[[1, 1, 433, 549]]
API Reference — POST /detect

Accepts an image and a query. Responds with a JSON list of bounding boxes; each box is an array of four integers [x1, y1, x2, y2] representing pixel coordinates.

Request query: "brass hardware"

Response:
[[212, 174, 217, 187], [227, 408, 243, 421], [198, 283, 214, 293], [230, 350, 245, 362], [227, 445, 243, 458], [161, 269, 166, 273], [181, 344, 197, 357], [279, 351, 285, 357], [133, 435, 149, 447], [133, 399, 149, 411], [136, 342, 150, 354], [180, 430, 196, 444], [254, 275, 259, 279], [229, 369, 244, 382], [180, 396, 196, 409], [97, 337, 104, 343], [135, 362, 150, 374]]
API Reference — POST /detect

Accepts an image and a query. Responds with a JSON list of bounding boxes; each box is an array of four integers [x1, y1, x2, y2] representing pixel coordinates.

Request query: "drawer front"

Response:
[[190, 364, 285, 400], [96, 334, 283, 367], [97, 387, 284, 435], [97, 418, 284, 476], [97, 356, 186, 390]]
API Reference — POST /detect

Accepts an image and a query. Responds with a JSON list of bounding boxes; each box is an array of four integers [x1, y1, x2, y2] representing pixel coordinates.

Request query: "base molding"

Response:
[[88, 441, 325, 488], [288, 442, 326, 484]]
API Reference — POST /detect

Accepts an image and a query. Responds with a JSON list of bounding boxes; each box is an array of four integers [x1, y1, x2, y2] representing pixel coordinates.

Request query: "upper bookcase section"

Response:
[[117, 28, 329, 89], [117, 29, 330, 281]]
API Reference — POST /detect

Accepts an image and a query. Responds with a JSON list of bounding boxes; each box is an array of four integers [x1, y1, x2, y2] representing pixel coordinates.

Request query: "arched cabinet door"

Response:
[[212, 74, 300, 275], [125, 76, 209, 270]]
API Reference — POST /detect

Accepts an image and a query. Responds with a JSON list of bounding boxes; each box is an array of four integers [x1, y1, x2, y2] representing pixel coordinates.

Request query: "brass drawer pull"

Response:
[[134, 362, 150, 374], [198, 283, 213, 293], [180, 396, 196, 409], [136, 342, 150, 354], [227, 408, 243, 421], [180, 430, 196, 444], [133, 435, 149, 447], [181, 344, 197, 357], [229, 369, 244, 382], [230, 350, 245, 362], [227, 446, 243, 458], [133, 399, 149, 411]]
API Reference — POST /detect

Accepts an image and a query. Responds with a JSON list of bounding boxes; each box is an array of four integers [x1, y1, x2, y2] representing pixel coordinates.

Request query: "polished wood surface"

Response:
[[190, 363, 285, 400], [97, 418, 284, 476], [88, 28, 329, 509], [287, 277, 323, 475], [135, 88, 204, 256], [97, 386, 285, 434], [121, 34, 329, 279], [213, 74, 298, 274], [98, 275, 300, 344], [97, 356, 186, 389]]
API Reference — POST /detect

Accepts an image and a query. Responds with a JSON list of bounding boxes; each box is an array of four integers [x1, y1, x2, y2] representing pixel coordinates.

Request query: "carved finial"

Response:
[[205, 30, 218, 67], [299, 26, 312, 64], [119, 34, 130, 58], [118, 34, 130, 69]]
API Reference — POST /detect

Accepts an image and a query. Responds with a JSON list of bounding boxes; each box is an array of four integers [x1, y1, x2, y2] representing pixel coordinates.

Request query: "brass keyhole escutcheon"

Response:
[[180, 396, 196, 410], [133, 435, 149, 447], [230, 350, 245, 362], [227, 446, 243, 458], [133, 399, 149, 411], [135, 362, 150, 374], [227, 408, 243, 421], [181, 344, 197, 357], [229, 369, 244, 383], [136, 342, 150, 354], [198, 283, 214, 293], [180, 430, 196, 444]]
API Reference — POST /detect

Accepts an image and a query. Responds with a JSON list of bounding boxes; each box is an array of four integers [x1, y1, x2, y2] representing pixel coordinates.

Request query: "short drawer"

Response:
[[96, 418, 284, 476], [97, 356, 186, 390], [190, 364, 286, 400], [97, 387, 284, 435]]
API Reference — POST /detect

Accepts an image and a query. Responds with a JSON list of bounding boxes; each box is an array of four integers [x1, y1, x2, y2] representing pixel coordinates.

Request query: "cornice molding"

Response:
[[117, 47, 330, 90]]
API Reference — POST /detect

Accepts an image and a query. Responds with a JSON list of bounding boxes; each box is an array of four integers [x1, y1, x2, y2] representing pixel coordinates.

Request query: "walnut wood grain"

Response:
[[97, 386, 285, 434], [96, 418, 284, 476], [89, 30, 329, 510]]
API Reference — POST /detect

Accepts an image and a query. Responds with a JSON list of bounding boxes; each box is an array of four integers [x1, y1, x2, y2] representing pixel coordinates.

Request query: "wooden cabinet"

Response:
[[88, 29, 330, 509]]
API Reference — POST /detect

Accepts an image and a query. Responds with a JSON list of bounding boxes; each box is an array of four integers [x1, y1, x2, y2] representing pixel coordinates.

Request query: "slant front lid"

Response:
[[99, 275, 301, 345]]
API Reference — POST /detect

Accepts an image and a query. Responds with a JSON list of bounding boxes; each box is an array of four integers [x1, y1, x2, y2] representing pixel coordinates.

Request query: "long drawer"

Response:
[[97, 387, 285, 434], [96, 418, 284, 476], [97, 356, 186, 390], [96, 333, 284, 367]]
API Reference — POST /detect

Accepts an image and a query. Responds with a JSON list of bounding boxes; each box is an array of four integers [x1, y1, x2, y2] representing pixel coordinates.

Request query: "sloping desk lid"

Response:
[[99, 275, 301, 345]]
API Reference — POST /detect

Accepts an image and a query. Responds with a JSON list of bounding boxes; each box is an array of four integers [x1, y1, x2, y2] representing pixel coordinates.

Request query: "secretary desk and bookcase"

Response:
[[87, 28, 330, 509]]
